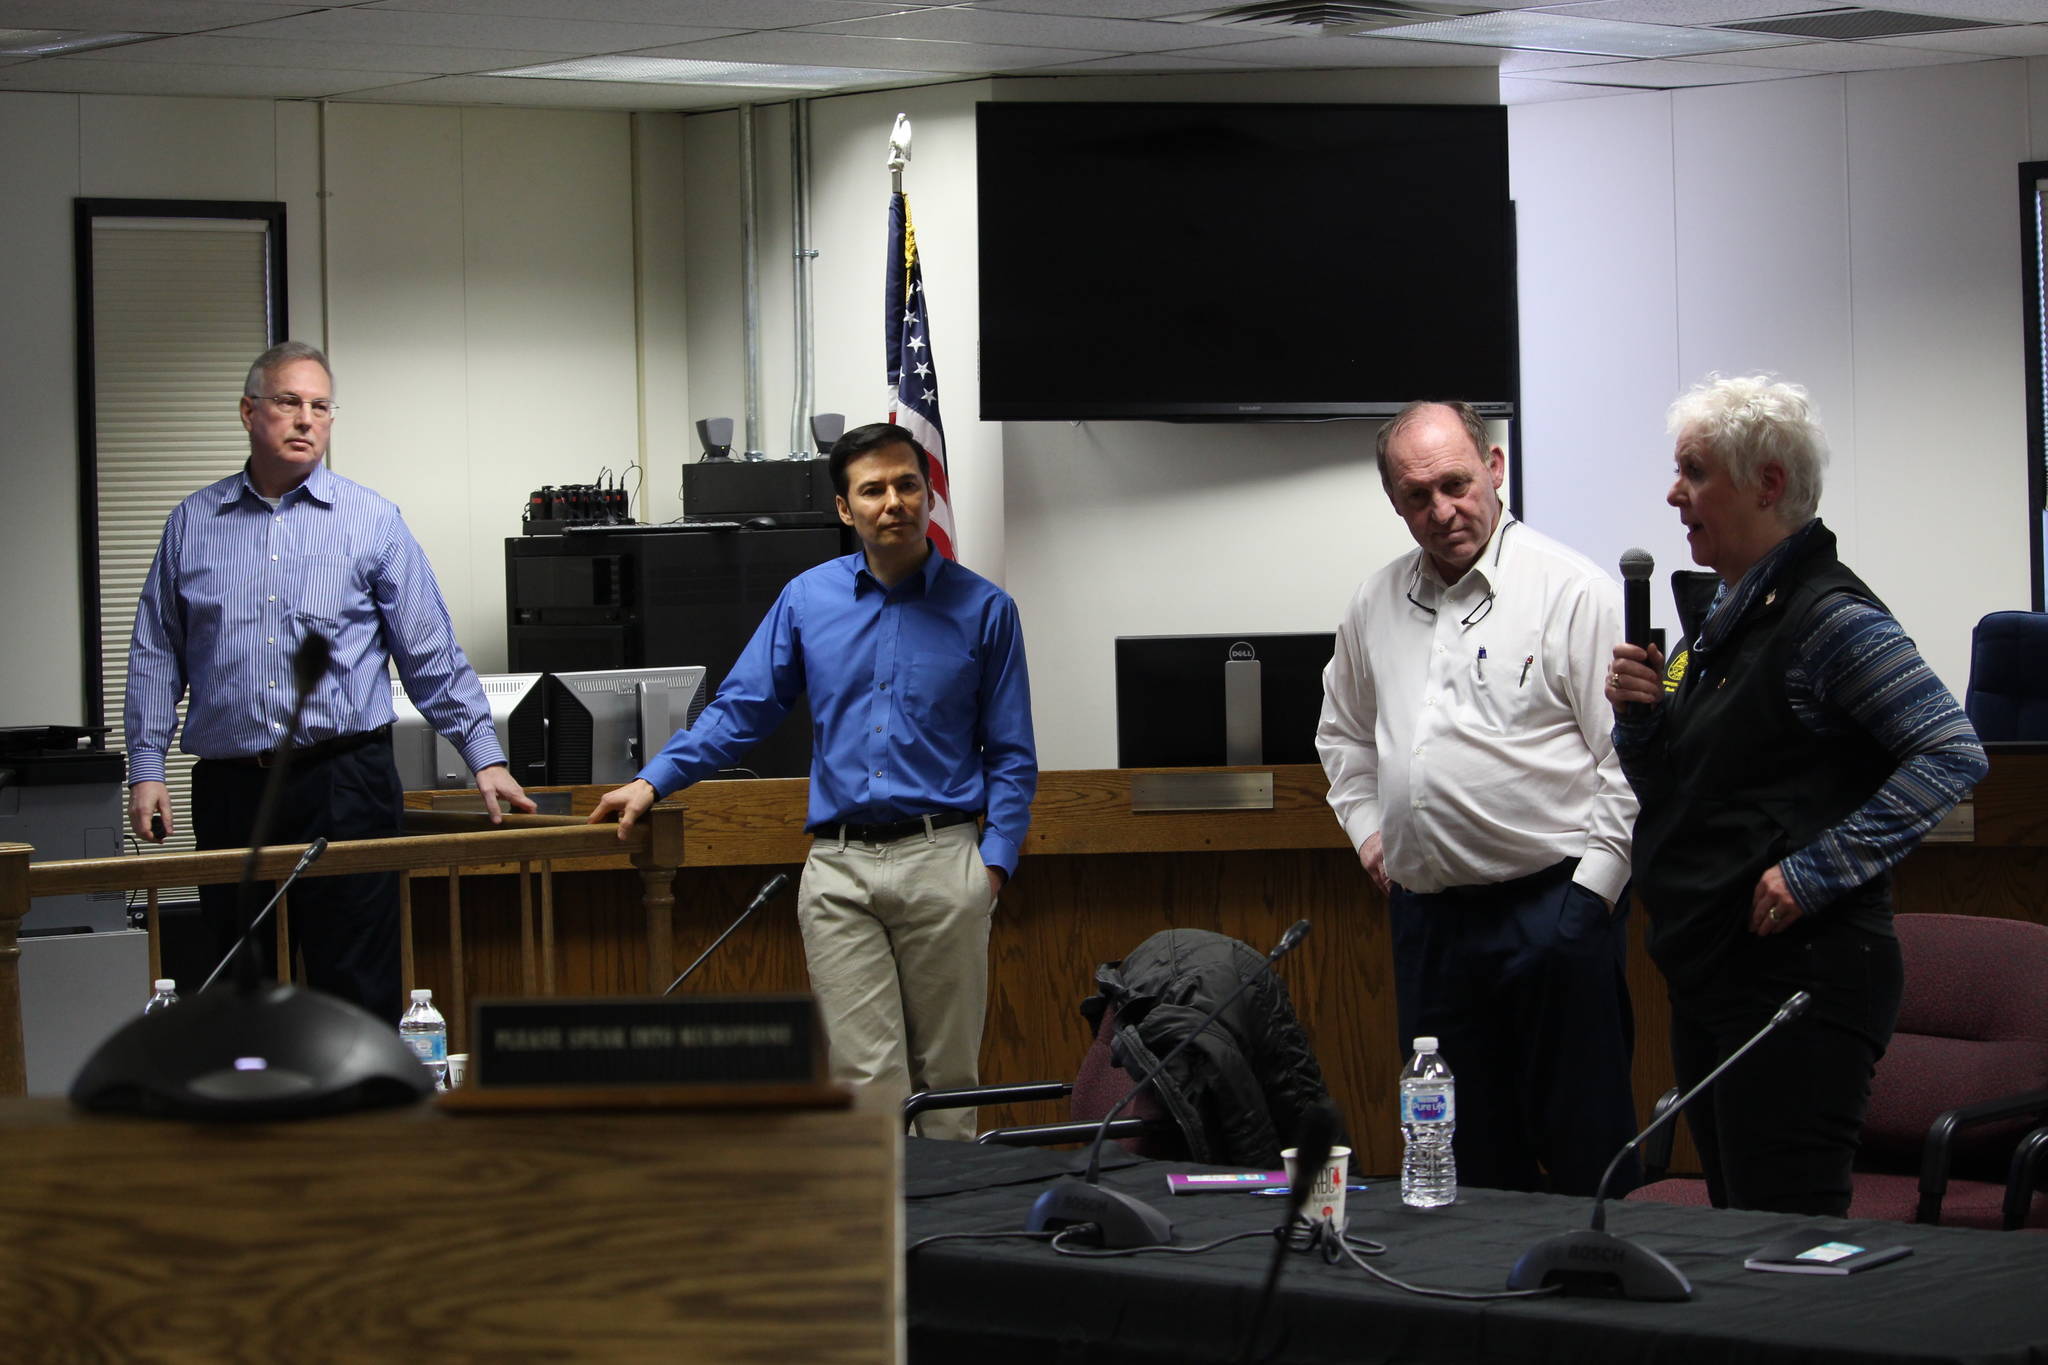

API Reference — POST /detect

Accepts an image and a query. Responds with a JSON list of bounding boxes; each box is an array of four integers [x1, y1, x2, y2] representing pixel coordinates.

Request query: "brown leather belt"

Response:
[[827, 809, 979, 844], [209, 724, 392, 770]]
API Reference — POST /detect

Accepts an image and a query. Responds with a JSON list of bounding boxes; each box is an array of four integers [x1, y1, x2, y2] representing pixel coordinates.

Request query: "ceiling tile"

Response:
[[1159, 31, 1505, 66], [624, 29, 1099, 72], [218, 8, 734, 55], [1866, 25, 2048, 55], [1499, 73, 1645, 102], [1000, 50, 1274, 73], [363, 0, 920, 27], [1517, 55, 1801, 84], [795, 8, 1277, 53], [1674, 39, 1993, 69], [956, 1, 1239, 17], [1533, 0, 1864, 22], [76, 32, 574, 73], [333, 70, 882, 109], [1375, 10, 1803, 57], [1498, 47, 1630, 70], [0, 0, 319, 32], [1865, 0, 2048, 19], [0, 53, 421, 96]]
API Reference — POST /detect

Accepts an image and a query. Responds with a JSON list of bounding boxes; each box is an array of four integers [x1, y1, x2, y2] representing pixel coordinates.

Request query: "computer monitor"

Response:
[[389, 673, 548, 792], [1114, 633, 1336, 768], [545, 666, 708, 785]]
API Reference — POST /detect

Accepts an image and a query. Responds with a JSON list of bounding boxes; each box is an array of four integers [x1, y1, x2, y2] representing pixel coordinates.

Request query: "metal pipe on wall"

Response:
[[737, 103, 764, 459], [789, 99, 818, 461]]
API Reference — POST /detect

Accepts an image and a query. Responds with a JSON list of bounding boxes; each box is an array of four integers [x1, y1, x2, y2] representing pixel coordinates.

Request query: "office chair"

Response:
[[1634, 913, 2048, 1229], [902, 1000, 1180, 1153], [1965, 610, 2048, 741]]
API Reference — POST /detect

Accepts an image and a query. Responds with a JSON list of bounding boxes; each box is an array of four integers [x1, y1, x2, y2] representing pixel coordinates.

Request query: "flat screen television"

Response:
[[545, 666, 708, 785], [1116, 633, 1336, 768], [977, 102, 1514, 421]]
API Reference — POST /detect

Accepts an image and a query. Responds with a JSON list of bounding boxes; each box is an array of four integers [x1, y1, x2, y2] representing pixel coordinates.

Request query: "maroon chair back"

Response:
[[1069, 1004, 1181, 1158], [1860, 914, 2048, 1178]]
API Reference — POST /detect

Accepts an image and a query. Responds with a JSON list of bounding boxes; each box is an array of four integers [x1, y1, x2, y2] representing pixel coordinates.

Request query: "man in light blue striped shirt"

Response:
[[125, 341, 532, 1020]]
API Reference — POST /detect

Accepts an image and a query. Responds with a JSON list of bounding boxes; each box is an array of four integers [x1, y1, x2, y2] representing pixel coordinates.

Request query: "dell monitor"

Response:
[[1115, 634, 1336, 768], [545, 667, 708, 785], [390, 673, 547, 792]]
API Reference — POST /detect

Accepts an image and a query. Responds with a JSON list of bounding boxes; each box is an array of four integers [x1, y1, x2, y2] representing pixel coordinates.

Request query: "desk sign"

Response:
[[471, 995, 823, 1088]]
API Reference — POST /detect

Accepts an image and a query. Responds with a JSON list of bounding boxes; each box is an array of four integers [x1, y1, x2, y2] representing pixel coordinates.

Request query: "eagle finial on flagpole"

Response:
[[887, 113, 912, 194]]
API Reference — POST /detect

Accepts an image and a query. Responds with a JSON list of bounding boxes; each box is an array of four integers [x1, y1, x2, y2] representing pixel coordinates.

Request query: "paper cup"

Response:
[[1281, 1144, 1352, 1229], [445, 1053, 469, 1089]]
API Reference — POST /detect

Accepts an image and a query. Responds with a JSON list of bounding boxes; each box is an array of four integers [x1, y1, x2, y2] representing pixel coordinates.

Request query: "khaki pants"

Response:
[[799, 819, 995, 1141]]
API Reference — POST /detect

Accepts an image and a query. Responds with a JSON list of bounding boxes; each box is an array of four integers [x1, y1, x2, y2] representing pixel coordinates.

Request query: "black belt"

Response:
[[209, 725, 391, 770], [827, 809, 979, 844]]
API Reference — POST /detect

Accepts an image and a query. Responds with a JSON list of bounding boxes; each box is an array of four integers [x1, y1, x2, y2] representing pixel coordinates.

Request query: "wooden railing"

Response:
[[0, 803, 685, 1096]]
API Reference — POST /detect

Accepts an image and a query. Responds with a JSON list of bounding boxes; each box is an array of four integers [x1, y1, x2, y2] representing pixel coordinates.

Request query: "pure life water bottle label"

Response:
[[1402, 1090, 1453, 1123], [405, 1033, 448, 1063]]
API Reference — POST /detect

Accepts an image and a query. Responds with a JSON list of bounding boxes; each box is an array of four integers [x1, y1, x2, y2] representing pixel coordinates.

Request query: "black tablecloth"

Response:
[[904, 1138, 2048, 1365]]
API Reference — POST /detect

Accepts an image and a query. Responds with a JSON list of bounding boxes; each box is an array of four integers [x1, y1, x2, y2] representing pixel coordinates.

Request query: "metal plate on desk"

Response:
[[1129, 772, 1274, 813], [1925, 800, 1975, 843]]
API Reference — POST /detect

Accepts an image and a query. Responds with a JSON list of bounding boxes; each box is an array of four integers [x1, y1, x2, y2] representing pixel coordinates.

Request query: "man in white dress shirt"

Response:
[[1316, 400, 1639, 1196]]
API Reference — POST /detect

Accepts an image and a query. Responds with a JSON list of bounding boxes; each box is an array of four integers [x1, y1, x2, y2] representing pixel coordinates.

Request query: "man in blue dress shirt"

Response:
[[591, 423, 1037, 1136], [126, 341, 533, 1021]]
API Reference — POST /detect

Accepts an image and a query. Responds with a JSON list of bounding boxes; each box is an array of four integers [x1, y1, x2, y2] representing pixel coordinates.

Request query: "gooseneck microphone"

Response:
[[662, 872, 791, 996], [1506, 989, 1814, 1300], [198, 837, 328, 995], [1026, 919, 1313, 1249], [1237, 1101, 1339, 1365], [72, 628, 435, 1120]]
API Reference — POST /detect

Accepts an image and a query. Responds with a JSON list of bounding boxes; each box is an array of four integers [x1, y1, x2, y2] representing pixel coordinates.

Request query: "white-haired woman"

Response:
[[1607, 376, 1985, 1216]]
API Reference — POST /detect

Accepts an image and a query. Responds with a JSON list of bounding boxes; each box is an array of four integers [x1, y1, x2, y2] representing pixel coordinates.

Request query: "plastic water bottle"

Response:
[[400, 988, 449, 1089], [143, 979, 179, 1014], [1400, 1036, 1457, 1208]]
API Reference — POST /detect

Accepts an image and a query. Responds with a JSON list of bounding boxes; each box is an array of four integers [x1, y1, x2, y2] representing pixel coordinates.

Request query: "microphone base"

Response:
[[1027, 1177, 1175, 1249], [1506, 1229, 1692, 1301], [70, 981, 435, 1121]]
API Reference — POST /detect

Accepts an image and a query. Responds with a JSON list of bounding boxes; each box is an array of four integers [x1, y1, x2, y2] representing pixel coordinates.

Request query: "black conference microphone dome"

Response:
[[70, 981, 433, 1121]]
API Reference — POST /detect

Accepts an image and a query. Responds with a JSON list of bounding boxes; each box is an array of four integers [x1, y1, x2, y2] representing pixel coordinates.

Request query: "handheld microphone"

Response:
[[199, 838, 328, 995], [1619, 548, 1654, 718], [662, 872, 790, 996], [1505, 989, 1814, 1300], [1026, 920, 1312, 1249]]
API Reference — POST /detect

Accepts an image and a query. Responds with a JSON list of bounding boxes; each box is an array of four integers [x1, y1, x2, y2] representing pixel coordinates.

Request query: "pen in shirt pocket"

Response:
[[1476, 646, 1487, 681], [1520, 654, 1534, 687]]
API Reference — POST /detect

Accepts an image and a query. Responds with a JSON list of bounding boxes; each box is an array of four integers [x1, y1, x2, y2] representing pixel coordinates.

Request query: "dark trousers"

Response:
[[1390, 859, 1640, 1196], [190, 734, 406, 1024], [1669, 923, 1903, 1216]]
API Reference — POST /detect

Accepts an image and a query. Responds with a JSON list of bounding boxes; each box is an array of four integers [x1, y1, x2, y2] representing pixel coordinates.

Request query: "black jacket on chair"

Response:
[[1082, 927, 1339, 1169]]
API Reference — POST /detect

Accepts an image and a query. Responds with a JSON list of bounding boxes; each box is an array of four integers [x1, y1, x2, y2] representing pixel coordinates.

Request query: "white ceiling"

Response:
[[1, 0, 2044, 110]]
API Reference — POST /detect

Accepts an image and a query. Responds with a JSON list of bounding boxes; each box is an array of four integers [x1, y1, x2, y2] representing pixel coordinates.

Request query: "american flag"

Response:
[[886, 190, 956, 559]]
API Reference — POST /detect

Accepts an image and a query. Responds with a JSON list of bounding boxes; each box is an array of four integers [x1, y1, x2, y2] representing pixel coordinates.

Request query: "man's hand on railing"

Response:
[[588, 779, 658, 839], [128, 782, 173, 843], [475, 763, 539, 824]]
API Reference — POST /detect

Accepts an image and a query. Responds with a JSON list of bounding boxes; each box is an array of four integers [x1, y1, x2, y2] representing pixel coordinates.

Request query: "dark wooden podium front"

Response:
[[0, 1095, 898, 1362]]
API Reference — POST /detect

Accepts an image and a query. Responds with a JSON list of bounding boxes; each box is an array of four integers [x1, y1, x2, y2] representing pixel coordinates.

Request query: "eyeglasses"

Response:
[[255, 394, 339, 420], [1406, 568, 1496, 629]]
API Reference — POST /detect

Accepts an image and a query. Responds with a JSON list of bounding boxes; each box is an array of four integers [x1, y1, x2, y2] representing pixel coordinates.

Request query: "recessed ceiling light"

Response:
[[486, 55, 930, 91], [1371, 11, 1805, 59], [0, 28, 150, 57]]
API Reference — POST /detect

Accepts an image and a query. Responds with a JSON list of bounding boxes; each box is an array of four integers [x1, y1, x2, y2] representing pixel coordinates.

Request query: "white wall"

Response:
[[323, 103, 648, 671], [0, 93, 679, 741], [1512, 59, 2037, 694], [0, 94, 326, 729]]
